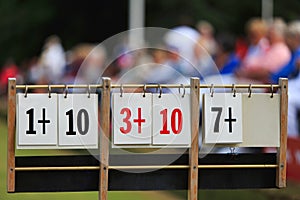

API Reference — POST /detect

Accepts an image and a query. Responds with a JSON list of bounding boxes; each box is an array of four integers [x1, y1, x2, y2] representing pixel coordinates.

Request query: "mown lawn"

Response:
[[0, 118, 182, 200], [0, 115, 297, 200]]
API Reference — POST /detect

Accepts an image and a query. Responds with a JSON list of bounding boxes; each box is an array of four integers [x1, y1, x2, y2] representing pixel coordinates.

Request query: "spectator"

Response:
[[151, 48, 168, 64], [195, 20, 217, 56], [201, 33, 240, 90], [242, 18, 269, 66], [0, 59, 19, 94], [237, 18, 291, 83], [40, 35, 66, 84], [214, 33, 241, 75], [271, 21, 300, 83], [26, 57, 46, 84], [194, 20, 218, 76], [62, 43, 94, 84], [235, 36, 248, 60], [79, 45, 107, 83], [145, 46, 190, 83], [285, 21, 300, 136], [164, 25, 200, 70]]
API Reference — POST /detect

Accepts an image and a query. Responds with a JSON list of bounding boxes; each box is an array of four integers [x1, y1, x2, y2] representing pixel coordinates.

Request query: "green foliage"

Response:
[[0, 0, 55, 64], [1, 0, 300, 71], [146, 0, 300, 36]]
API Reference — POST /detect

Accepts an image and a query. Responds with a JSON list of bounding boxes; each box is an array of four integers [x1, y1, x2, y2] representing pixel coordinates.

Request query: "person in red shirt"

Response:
[[0, 59, 19, 95]]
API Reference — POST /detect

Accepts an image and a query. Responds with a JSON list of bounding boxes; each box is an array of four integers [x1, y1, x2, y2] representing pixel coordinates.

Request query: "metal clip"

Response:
[[24, 85, 28, 98], [158, 84, 162, 98], [48, 85, 52, 98], [230, 147, 236, 154], [271, 84, 274, 98], [120, 84, 124, 97], [248, 84, 252, 98], [229, 147, 238, 160], [64, 85, 68, 98], [87, 85, 91, 98], [232, 84, 236, 97], [210, 84, 214, 97], [179, 84, 185, 98], [143, 84, 146, 98]]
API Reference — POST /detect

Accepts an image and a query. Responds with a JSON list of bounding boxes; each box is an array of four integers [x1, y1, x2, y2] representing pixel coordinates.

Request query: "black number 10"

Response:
[[66, 109, 89, 135]]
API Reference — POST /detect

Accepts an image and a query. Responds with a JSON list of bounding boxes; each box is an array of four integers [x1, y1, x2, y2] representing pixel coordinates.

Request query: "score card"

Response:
[[17, 93, 58, 148], [203, 93, 243, 144], [152, 93, 191, 146], [58, 94, 98, 148], [112, 93, 152, 145]]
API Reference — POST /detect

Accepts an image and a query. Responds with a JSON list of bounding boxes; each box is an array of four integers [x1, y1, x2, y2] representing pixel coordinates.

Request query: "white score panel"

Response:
[[203, 93, 243, 144], [17, 93, 58, 148], [152, 94, 191, 146], [113, 93, 152, 145], [58, 94, 98, 148]]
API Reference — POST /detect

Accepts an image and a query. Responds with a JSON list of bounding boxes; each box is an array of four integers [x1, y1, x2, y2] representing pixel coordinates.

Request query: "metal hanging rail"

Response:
[[15, 83, 280, 90]]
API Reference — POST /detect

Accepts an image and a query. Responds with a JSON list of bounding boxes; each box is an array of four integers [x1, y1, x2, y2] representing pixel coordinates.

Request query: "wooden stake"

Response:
[[188, 77, 200, 200], [7, 78, 16, 192], [99, 78, 111, 200], [277, 78, 288, 188]]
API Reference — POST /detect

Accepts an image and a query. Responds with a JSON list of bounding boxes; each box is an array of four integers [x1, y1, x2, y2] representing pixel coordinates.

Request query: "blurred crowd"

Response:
[[1, 17, 300, 137]]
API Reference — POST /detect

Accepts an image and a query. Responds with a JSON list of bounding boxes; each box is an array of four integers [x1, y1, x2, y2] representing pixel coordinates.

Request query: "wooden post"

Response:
[[99, 77, 111, 200], [188, 77, 200, 200], [276, 78, 288, 188], [7, 78, 16, 192]]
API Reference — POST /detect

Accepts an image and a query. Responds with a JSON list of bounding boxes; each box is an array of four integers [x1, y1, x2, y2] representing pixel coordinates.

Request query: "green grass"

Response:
[[0, 118, 94, 200], [0, 115, 298, 200], [0, 117, 181, 200]]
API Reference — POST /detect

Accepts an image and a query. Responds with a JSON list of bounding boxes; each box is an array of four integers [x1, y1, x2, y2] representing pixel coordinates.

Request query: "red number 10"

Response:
[[160, 108, 183, 134]]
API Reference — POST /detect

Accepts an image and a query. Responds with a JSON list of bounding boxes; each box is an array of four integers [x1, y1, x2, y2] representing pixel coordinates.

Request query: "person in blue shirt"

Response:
[[283, 21, 300, 137], [271, 48, 300, 83], [214, 33, 241, 75], [270, 21, 300, 83]]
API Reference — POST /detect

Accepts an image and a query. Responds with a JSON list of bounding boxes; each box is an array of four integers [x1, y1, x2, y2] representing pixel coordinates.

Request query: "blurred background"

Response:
[[1, 0, 299, 66], [1, 0, 300, 199]]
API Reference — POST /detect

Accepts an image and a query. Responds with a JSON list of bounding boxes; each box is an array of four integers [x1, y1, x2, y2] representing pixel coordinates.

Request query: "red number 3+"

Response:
[[120, 108, 132, 134]]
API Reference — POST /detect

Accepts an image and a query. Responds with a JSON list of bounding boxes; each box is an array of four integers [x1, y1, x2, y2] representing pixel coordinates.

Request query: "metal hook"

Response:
[[143, 84, 146, 97], [178, 84, 185, 98], [64, 85, 68, 98], [158, 84, 162, 98], [48, 85, 51, 98], [230, 147, 236, 154], [232, 84, 236, 97], [210, 84, 214, 97], [24, 85, 28, 98], [229, 147, 238, 159], [248, 84, 252, 98], [120, 84, 124, 97], [87, 85, 91, 98], [271, 84, 274, 98]]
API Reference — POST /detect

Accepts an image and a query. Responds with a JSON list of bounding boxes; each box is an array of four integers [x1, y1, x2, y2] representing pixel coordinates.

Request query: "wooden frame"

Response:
[[277, 78, 288, 188], [6, 77, 288, 200], [7, 78, 16, 192], [99, 78, 111, 200], [189, 78, 200, 200]]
